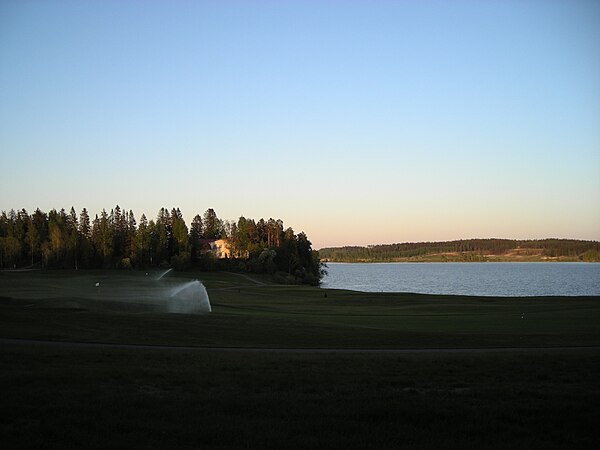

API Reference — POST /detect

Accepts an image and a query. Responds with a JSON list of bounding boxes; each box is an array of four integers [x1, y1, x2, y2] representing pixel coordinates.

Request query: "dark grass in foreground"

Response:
[[1, 270, 600, 448], [1, 344, 598, 449]]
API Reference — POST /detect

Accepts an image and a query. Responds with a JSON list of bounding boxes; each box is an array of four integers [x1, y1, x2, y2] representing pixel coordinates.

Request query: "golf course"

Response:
[[1, 269, 599, 449]]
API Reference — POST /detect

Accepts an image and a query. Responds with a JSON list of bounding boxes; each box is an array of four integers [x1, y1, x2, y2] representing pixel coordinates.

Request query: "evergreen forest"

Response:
[[0, 207, 324, 285], [320, 239, 600, 262]]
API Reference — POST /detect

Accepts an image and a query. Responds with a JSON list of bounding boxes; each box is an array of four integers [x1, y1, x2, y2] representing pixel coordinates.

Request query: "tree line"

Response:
[[0, 207, 325, 285], [319, 239, 600, 262]]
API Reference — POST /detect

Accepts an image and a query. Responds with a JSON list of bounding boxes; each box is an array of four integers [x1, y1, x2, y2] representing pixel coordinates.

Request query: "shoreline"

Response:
[[320, 259, 598, 263]]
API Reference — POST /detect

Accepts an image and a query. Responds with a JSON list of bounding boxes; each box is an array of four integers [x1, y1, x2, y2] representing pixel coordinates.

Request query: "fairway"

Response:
[[1, 269, 599, 349], [1, 270, 599, 449]]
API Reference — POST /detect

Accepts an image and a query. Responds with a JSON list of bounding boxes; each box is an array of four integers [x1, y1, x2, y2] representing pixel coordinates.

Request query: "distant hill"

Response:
[[319, 239, 600, 263]]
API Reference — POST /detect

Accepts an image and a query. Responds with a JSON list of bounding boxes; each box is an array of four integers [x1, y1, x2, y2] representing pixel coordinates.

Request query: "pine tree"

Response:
[[171, 212, 189, 256], [202, 208, 221, 239], [79, 208, 91, 238], [26, 213, 39, 266], [125, 210, 136, 260], [155, 208, 170, 264], [189, 214, 203, 260], [147, 219, 158, 266], [98, 209, 113, 267], [66, 207, 79, 270], [79, 208, 93, 268]]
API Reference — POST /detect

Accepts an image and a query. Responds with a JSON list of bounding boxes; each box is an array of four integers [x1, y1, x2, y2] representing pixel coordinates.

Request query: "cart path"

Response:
[[225, 272, 266, 286], [1, 337, 599, 354]]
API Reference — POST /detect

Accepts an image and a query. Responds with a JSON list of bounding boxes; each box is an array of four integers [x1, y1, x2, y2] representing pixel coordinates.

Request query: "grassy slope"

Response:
[[1, 270, 599, 349], [1, 270, 599, 449]]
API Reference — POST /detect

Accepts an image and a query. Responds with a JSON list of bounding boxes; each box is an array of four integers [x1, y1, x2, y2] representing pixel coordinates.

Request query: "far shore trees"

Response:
[[319, 239, 600, 263]]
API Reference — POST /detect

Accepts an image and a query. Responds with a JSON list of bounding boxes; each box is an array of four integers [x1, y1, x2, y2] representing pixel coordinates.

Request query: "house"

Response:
[[199, 239, 231, 259], [212, 239, 231, 259]]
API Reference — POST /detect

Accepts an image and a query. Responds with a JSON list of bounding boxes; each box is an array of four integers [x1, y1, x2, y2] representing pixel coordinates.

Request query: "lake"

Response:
[[321, 262, 600, 296]]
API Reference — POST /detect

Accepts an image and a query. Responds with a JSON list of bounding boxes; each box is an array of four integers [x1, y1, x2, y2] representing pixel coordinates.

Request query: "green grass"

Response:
[[1, 269, 598, 349], [1, 270, 599, 448]]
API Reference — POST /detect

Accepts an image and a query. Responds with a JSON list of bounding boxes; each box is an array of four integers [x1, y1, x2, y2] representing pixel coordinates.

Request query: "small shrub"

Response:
[[171, 252, 191, 271], [273, 271, 296, 285]]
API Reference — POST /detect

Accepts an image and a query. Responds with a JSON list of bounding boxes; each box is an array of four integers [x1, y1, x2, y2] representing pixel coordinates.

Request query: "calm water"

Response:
[[321, 262, 600, 296]]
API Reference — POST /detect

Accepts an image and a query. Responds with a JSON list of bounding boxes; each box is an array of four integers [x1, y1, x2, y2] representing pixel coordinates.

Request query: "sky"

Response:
[[1, 0, 599, 249]]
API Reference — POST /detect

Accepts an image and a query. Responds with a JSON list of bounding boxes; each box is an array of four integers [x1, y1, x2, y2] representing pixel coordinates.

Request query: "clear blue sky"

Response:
[[1, 0, 599, 248]]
